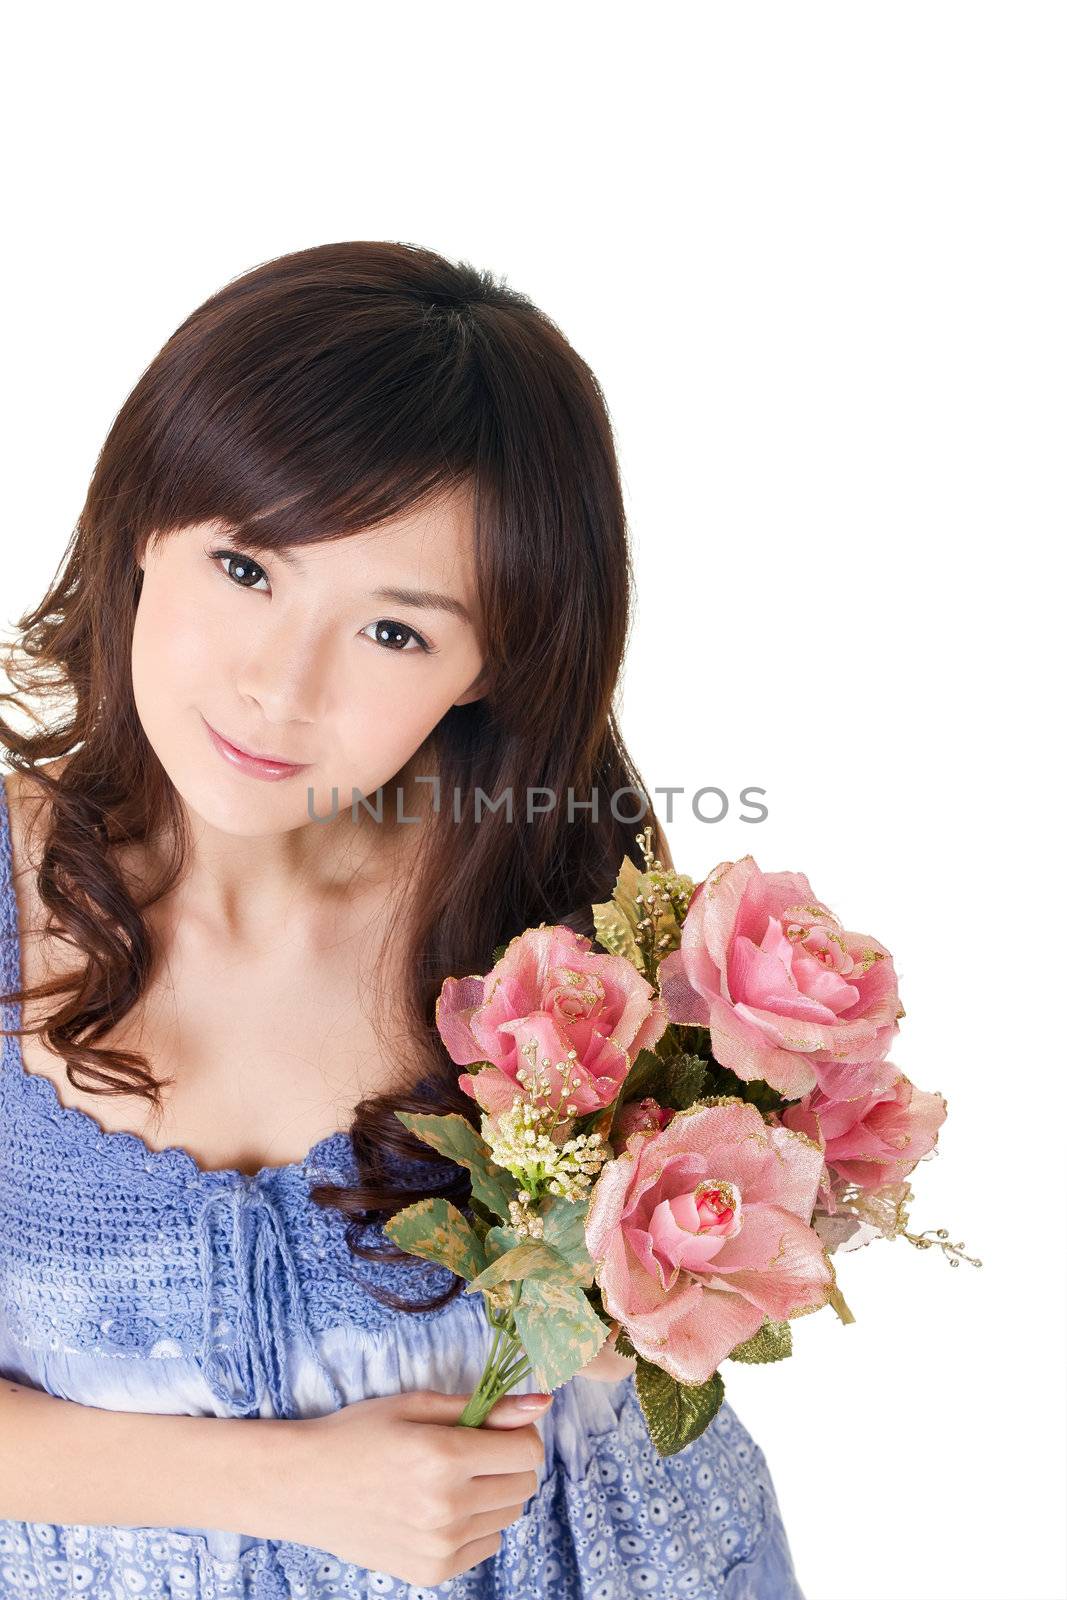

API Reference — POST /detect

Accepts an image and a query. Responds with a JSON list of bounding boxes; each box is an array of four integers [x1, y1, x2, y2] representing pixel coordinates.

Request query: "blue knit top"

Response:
[[0, 776, 806, 1599]]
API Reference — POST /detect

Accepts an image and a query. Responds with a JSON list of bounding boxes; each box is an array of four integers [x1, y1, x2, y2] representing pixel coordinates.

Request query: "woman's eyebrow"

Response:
[[371, 585, 471, 623]]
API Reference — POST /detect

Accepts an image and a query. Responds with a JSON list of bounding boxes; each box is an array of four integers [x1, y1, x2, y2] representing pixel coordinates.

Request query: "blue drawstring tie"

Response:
[[195, 1181, 345, 1419]]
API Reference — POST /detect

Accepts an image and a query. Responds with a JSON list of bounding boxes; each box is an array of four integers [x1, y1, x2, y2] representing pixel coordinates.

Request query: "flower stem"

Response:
[[827, 1283, 856, 1325], [457, 1312, 536, 1428]]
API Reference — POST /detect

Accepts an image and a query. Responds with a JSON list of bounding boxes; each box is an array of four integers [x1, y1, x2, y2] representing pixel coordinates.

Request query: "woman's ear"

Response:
[[453, 665, 488, 707]]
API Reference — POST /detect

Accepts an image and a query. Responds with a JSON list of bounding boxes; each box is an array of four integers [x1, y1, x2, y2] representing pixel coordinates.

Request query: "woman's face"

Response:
[[131, 490, 486, 838]]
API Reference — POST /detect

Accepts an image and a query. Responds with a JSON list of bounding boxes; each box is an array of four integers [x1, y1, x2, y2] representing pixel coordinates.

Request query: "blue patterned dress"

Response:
[[0, 781, 807, 1598]]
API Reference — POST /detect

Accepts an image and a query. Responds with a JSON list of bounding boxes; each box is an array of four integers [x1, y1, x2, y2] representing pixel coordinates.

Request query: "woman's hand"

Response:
[[260, 1387, 549, 1587], [576, 1318, 638, 1382]]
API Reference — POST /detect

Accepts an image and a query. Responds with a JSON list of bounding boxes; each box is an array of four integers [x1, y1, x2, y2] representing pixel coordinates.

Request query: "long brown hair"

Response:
[[0, 240, 672, 1313]]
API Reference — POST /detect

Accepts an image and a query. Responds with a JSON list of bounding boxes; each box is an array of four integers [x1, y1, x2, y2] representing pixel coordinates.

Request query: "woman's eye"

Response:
[[361, 619, 431, 653], [211, 550, 270, 591], [209, 551, 432, 654]]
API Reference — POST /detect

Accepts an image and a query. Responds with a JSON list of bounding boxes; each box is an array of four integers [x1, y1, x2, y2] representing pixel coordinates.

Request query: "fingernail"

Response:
[[513, 1394, 552, 1410]]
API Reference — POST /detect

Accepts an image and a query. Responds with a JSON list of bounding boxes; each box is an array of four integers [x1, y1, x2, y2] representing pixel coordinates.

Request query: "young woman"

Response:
[[0, 242, 807, 1598]]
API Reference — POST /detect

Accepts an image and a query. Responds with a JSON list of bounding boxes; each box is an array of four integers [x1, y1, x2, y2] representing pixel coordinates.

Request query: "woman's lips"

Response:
[[202, 717, 311, 782]]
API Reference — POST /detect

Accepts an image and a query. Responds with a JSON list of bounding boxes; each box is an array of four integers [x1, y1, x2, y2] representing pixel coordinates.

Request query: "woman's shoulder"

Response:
[[1, 758, 81, 983], [2, 757, 70, 882]]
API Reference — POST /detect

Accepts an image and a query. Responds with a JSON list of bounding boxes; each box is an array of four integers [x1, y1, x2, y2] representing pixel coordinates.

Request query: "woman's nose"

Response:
[[235, 614, 337, 723]]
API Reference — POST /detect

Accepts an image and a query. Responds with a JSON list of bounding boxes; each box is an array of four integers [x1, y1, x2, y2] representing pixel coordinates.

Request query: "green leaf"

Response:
[[664, 1032, 792, 1117], [469, 1224, 520, 1320], [591, 901, 644, 968], [634, 1356, 726, 1457], [606, 1049, 708, 1141], [382, 1197, 488, 1280], [701, 1061, 790, 1116], [513, 1279, 610, 1389], [677, 1023, 712, 1057], [727, 1318, 793, 1364], [658, 1053, 708, 1111], [591, 856, 695, 976], [394, 1110, 517, 1221], [613, 1324, 637, 1359], [491, 942, 508, 964], [539, 1196, 595, 1285], [615, 1046, 668, 1104], [464, 1230, 587, 1294], [464, 1205, 496, 1246]]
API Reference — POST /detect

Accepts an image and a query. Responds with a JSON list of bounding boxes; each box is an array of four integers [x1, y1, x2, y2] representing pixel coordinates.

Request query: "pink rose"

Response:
[[585, 1099, 833, 1384], [658, 857, 902, 1099], [782, 1068, 947, 1208], [613, 1097, 676, 1148], [437, 924, 668, 1119]]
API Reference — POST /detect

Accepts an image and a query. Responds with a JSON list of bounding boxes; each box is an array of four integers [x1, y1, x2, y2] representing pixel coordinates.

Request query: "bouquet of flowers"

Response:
[[383, 829, 980, 1457]]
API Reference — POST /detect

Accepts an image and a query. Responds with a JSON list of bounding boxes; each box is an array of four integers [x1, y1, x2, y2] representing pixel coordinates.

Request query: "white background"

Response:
[[2, 5, 1064, 1598]]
